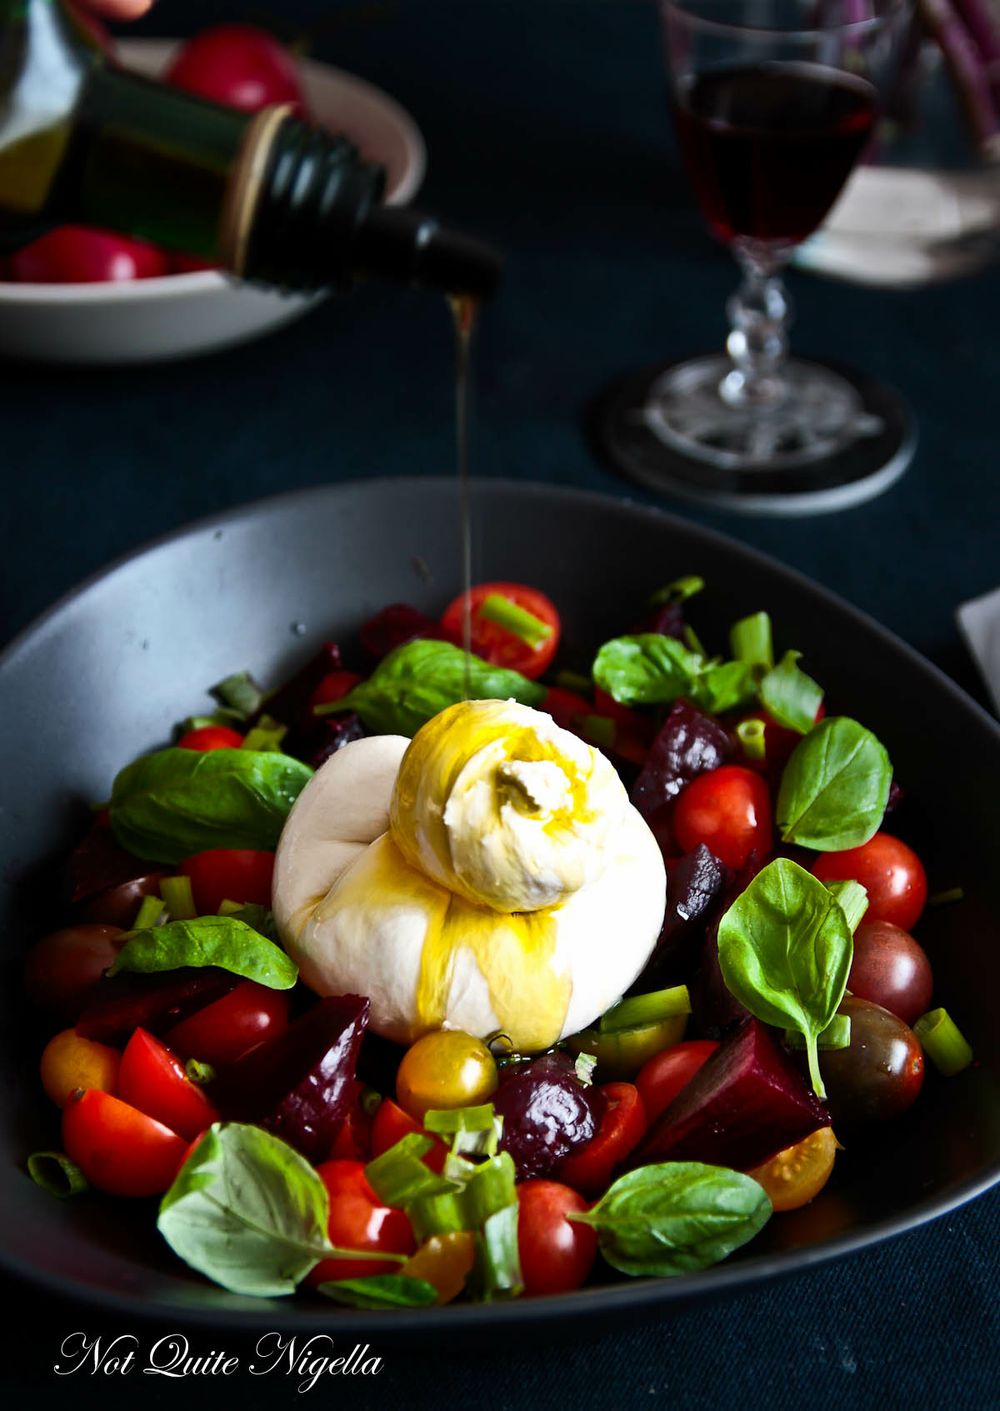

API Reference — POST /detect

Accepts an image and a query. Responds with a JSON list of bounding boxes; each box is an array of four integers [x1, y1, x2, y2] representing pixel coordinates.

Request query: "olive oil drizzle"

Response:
[[449, 293, 478, 699]]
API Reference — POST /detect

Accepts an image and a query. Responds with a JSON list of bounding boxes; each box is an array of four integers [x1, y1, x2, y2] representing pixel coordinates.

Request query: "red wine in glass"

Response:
[[674, 60, 878, 246]]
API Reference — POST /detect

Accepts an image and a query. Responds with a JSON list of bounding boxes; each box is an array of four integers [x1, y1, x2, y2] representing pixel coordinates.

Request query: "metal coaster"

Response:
[[590, 357, 917, 516]]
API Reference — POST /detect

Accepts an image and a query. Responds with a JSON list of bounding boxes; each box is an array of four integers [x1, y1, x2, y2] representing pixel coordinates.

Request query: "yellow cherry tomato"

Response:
[[400, 1231, 476, 1304], [747, 1126, 839, 1212], [40, 1028, 120, 1109], [396, 1030, 498, 1122], [563, 1014, 688, 1081]]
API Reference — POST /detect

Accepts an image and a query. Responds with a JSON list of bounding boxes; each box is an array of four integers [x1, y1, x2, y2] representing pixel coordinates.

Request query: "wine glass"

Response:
[[597, 0, 913, 514]]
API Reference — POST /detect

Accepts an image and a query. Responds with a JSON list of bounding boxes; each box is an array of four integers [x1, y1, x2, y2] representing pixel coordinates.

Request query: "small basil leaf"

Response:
[[759, 650, 824, 735], [575, 1162, 771, 1276], [592, 634, 704, 708], [108, 916, 298, 990], [776, 716, 891, 851], [317, 1275, 439, 1309], [157, 1124, 333, 1296], [334, 641, 545, 737], [717, 857, 853, 1098], [690, 659, 757, 716], [110, 747, 312, 864]]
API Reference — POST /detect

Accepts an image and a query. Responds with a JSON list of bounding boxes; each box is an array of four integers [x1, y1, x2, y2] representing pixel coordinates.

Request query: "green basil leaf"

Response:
[[110, 747, 312, 864], [717, 857, 853, 1098], [759, 650, 824, 735], [592, 634, 704, 708], [108, 916, 298, 990], [776, 716, 891, 851], [406, 1151, 518, 1243], [574, 1162, 771, 1276], [690, 659, 757, 716], [317, 1275, 439, 1309], [333, 641, 545, 737], [157, 1124, 333, 1296]]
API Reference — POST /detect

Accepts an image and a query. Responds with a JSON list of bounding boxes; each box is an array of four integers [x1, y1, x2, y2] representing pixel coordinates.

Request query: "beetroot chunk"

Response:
[[76, 968, 239, 1044], [633, 1018, 829, 1172], [494, 1052, 604, 1180], [359, 604, 451, 659], [630, 701, 734, 853], [210, 994, 369, 1162]]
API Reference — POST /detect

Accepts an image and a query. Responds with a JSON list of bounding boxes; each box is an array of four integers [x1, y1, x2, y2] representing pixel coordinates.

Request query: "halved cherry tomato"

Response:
[[40, 1028, 120, 1108], [163, 979, 289, 1067], [557, 1083, 647, 1196], [673, 765, 773, 871], [10, 227, 168, 283], [305, 1159, 415, 1285], [812, 833, 928, 932], [369, 1098, 448, 1175], [516, 1180, 598, 1296], [399, 1231, 476, 1304], [440, 582, 561, 679], [746, 1126, 838, 1212], [636, 1039, 719, 1121], [176, 725, 244, 751], [62, 1089, 188, 1197], [308, 670, 363, 715], [118, 1028, 219, 1140], [180, 848, 274, 914]]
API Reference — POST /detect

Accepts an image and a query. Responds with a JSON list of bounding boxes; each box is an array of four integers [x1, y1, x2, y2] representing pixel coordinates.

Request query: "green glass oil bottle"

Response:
[[0, 0, 500, 294]]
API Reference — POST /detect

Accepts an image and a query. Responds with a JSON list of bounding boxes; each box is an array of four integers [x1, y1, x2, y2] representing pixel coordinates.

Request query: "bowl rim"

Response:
[[2, 475, 998, 1332], [0, 40, 426, 306]]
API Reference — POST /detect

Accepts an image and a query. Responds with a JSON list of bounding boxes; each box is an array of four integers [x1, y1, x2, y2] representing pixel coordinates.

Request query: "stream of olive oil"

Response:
[[449, 293, 478, 699]]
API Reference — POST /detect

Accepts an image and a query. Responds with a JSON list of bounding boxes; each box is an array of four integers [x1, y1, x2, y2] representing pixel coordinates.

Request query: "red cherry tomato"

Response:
[[305, 1160, 415, 1285], [557, 1083, 647, 1196], [636, 1040, 719, 1121], [176, 725, 244, 751], [812, 833, 928, 932], [180, 848, 274, 914], [10, 227, 168, 283], [308, 670, 364, 715], [164, 24, 306, 114], [440, 582, 561, 679], [369, 1098, 448, 1175], [23, 923, 125, 1018], [516, 1180, 598, 1296], [673, 765, 773, 870], [169, 253, 217, 275], [62, 1089, 188, 1197], [118, 1028, 219, 1141], [163, 979, 289, 1067]]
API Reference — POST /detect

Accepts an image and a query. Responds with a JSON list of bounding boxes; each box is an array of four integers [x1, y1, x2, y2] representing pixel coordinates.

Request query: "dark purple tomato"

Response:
[[821, 996, 924, 1125], [79, 872, 166, 928], [494, 1052, 604, 1180], [848, 920, 933, 1025]]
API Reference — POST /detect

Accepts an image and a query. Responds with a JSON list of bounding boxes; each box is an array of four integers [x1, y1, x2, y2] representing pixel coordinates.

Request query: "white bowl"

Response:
[[0, 39, 426, 365]]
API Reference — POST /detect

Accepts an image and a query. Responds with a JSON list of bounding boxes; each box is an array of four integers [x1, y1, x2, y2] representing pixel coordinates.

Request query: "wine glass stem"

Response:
[[721, 248, 793, 410]]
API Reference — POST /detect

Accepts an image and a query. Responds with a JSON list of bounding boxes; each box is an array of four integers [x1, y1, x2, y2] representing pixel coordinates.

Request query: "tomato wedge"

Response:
[[746, 1126, 838, 1212], [180, 848, 275, 913], [118, 1027, 219, 1140], [370, 1098, 448, 1174], [305, 1160, 416, 1285], [557, 1083, 647, 1196], [163, 979, 290, 1067], [440, 582, 560, 679], [62, 1089, 188, 1197]]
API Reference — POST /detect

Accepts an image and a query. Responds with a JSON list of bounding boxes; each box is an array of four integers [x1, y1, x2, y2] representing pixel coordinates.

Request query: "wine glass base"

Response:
[[591, 356, 917, 516]]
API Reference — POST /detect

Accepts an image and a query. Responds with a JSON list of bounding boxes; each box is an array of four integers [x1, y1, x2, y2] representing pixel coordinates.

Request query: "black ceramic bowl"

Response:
[[2, 478, 998, 1336]]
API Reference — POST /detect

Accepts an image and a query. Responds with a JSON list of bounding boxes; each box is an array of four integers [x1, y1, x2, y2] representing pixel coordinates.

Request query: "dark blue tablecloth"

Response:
[[2, 2, 997, 1406]]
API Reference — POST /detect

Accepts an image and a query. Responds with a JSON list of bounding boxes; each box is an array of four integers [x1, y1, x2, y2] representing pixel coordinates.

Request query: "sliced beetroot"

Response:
[[67, 823, 157, 903], [656, 844, 729, 979], [689, 851, 762, 1035], [303, 711, 367, 769], [630, 599, 686, 640], [76, 967, 239, 1044], [633, 1018, 830, 1172], [209, 994, 370, 1162], [494, 1052, 604, 1180], [630, 700, 734, 853], [359, 603, 453, 659]]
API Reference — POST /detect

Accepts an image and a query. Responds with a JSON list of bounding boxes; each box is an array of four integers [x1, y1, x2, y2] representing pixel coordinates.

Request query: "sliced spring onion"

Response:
[[929, 886, 965, 908], [553, 670, 593, 695], [476, 1203, 524, 1301], [317, 1274, 439, 1309], [784, 1013, 852, 1052], [132, 894, 166, 931], [407, 1153, 517, 1244], [599, 985, 692, 1034], [426, 1104, 503, 1158], [185, 1058, 216, 1086], [648, 576, 705, 607], [28, 1151, 87, 1198], [574, 1052, 597, 1086], [241, 715, 288, 753], [182, 708, 244, 731], [579, 714, 615, 749], [759, 650, 824, 735], [683, 623, 709, 658], [159, 875, 197, 921], [364, 1133, 455, 1209], [736, 717, 767, 762], [914, 1008, 974, 1076], [826, 879, 869, 934], [730, 611, 774, 670], [478, 594, 552, 649], [209, 671, 265, 721]]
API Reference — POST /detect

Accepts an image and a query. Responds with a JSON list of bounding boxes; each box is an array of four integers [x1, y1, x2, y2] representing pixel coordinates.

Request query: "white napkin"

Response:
[[957, 587, 1000, 714], [795, 166, 1000, 287]]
